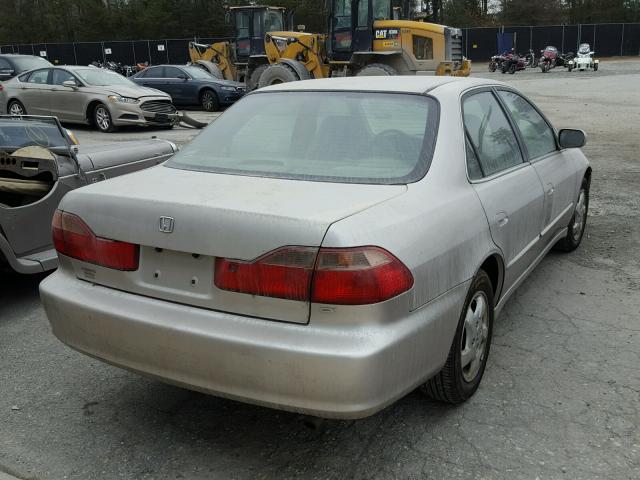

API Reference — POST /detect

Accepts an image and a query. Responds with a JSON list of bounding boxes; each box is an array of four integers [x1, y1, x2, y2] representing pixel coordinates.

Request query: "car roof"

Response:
[[258, 76, 504, 95]]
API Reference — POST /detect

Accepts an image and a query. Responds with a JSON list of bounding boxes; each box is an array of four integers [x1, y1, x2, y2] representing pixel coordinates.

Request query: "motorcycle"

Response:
[[488, 52, 508, 72], [522, 49, 538, 68], [501, 52, 526, 74], [539, 46, 559, 73], [568, 43, 599, 72]]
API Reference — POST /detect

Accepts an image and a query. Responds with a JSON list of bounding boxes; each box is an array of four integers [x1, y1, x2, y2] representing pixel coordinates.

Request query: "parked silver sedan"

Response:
[[0, 66, 178, 132], [40, 77, 591, 419]]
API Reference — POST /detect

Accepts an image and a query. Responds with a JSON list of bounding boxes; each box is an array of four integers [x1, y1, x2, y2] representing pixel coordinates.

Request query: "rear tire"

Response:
[[555, 178, 589, 252], [93, 103, 117, 132], [200, 89, 219, 112], [247, 64, 269, 91], [7, 100, 26, 116], [356, 63, 397, 76], [423, 270, 494, 404], [258, 64, 300, 88]]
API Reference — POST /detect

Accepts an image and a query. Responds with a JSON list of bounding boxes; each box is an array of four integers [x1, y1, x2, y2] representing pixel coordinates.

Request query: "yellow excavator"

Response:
[[257, 0, 470, 88], [188, 5, 290, 90]]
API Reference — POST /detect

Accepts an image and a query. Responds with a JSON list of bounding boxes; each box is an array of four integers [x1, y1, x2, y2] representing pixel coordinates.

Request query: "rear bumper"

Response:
[[40, 269, 468, 419]]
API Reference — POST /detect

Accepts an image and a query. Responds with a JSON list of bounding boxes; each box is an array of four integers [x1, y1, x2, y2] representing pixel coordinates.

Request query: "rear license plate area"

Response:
[[139, 247, 213, 297]]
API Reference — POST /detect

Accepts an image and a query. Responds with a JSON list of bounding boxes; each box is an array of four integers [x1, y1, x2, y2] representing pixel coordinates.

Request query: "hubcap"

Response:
[[461, 292, 489, 383], [572, 189, 587, 242], [95, 107, 111, 131], [9, 103, 24, 115], [202, 93, 214, 110]]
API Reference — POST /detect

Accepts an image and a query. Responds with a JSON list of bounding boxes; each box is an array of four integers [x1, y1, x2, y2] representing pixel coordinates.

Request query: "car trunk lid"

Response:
[[60, 166, 406, 323]]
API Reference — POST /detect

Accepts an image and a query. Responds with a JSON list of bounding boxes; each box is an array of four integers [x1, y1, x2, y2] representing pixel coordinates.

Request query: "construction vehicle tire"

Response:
[[247, 64, 269, 91], [356, 63, 397, 76], [258, 64, 299, 88]]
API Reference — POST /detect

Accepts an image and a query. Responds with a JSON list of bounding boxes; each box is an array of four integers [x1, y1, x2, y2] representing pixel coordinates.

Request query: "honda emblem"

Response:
[[159, 216, 174, 233]]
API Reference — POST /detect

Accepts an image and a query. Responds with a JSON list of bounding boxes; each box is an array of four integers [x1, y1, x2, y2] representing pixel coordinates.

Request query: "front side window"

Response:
[[357, 0, 368, 27], [167, 91, 438, 184], [498, 90, 556, 160], [52, 69, 77, 86], [463, 91, 523, 177], [413, 35, 434, 60], [373, 0, 391, 20], [163, 66, 184, 78], [235, 11, 251, 55], [26, 69, 50, 84]]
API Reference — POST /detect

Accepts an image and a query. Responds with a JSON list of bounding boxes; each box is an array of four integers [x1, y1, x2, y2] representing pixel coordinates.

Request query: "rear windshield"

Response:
[[167, 91, 438, 184]]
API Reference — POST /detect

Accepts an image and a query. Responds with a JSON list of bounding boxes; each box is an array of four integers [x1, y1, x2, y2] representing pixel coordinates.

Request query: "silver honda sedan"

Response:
[[0, 66, 177, 132], [40, 76, 591, 418]]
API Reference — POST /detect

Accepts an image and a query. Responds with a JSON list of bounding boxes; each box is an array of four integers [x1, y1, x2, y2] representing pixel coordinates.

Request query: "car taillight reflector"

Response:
[[52, 210, 139, 271], [214, 247, 317, 301], [214, 246, 413, 305], [311, 247, 414, 305]]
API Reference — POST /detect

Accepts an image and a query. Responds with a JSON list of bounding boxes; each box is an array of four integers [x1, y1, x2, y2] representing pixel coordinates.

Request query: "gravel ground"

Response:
[[0, 59, 639, 480]]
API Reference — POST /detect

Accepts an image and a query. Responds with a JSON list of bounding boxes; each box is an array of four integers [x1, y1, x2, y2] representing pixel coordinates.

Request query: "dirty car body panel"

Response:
[[0, 115, 177, 274], [40, 77, 591, 418]]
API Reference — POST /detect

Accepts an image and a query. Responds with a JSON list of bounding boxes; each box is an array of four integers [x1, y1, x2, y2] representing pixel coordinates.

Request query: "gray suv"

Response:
[[0, 54, 53, 81]]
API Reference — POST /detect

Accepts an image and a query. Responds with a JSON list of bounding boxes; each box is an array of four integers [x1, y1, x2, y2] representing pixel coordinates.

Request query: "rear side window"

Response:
[[163, 67, 184, 78], [167, 91, 438, 184], [497, 90, 557, 160], [26, 69, 50, 84], [463, 91, 523, 177]]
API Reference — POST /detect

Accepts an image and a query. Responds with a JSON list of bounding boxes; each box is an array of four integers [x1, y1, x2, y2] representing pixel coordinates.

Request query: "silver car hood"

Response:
[[100, 85, 170, 99], [59, 166, 407, 260]]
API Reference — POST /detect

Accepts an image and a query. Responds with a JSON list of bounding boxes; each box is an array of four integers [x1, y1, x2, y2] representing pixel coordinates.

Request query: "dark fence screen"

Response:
[[0, 23, 638, 65], [462, 23, 640, 60], [0, 37, 232, 66]]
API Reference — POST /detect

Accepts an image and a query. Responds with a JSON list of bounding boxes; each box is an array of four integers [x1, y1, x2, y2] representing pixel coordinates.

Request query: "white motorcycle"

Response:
[[568, 43, 599, 72]]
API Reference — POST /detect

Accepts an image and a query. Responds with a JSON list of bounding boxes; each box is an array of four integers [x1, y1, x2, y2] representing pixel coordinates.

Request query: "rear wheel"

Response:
[[8, 100, 26, 116], [555, 178, 589, 252], [200, 89, 219, 112], [93, 103, 117, 132], [258, 64, 299, 88], [423, 270, 494, 404], [357, 63, 397, 76], [247, 64, 269, 91]]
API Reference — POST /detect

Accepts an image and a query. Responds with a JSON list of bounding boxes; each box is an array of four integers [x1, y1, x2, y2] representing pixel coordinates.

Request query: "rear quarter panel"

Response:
[[321, 90, 495, 311]]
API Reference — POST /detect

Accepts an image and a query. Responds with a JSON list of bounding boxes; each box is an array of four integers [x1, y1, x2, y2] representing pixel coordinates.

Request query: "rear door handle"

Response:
[[496, 211, 509, 228]]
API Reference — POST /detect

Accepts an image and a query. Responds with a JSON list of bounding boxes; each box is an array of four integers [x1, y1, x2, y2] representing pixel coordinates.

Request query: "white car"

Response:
[[40, 76, 591, 419]]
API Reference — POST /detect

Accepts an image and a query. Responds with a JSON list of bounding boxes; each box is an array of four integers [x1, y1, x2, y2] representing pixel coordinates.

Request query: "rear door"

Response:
[[134, 66, 167, 93], [463, 89, 545, 290], [17, 68, 51, 115], [496, 89, 578, 245]]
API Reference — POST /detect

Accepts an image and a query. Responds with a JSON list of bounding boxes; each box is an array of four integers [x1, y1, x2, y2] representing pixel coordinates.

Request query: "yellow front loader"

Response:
[[256, 0, 471, 88]]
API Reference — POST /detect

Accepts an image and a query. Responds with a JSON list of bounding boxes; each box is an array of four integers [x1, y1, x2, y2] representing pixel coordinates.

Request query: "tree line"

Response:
[[1, 0, 639, 45]]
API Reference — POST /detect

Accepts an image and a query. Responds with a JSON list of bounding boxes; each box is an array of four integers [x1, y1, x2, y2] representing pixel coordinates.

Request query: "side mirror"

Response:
[[62, 80, 78, 89], [558, 129, 586, 149]]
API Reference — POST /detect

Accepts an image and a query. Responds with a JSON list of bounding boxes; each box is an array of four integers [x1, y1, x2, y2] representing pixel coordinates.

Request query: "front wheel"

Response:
[[247, 64, 269, 91], [423, 270, 494, 404], [200, 89, 219, 112], [94, 103, 117, 132], [509, 63, 517, 74], [555, 178, 589, 252], [258, 64, 300, 88], [488, 62, 497, 72]]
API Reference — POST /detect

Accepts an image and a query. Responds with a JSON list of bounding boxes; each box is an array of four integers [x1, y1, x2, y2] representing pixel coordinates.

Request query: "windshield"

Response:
[[0, 116, 69, 151], [11, 56, 52, 71], [545, 46, 557, 53], [167, 91, 438, 184], [579, 44, 590, 54], [183, 66, 216, 80], [74, 68, 134, 86]]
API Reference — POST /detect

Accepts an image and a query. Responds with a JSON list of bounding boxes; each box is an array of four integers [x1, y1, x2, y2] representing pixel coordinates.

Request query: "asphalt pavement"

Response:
[[1, 59, 639, 480]]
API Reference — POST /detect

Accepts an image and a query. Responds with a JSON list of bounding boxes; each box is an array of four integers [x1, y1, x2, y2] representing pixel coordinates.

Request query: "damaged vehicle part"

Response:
[[0, 115, 177, 274]]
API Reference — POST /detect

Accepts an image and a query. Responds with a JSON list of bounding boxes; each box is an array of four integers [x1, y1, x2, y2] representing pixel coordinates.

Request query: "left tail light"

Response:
[[52, 210, 139, 271]]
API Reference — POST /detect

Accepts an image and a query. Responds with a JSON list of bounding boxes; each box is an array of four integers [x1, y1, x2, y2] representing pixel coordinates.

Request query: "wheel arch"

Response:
[[85, 99, 104, 124], [477, 253, 505, 305], [583, 166, 592, 186]]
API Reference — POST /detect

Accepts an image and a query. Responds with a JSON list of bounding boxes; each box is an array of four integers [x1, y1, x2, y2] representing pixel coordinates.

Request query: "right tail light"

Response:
[[215, 246, 413, 305]]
